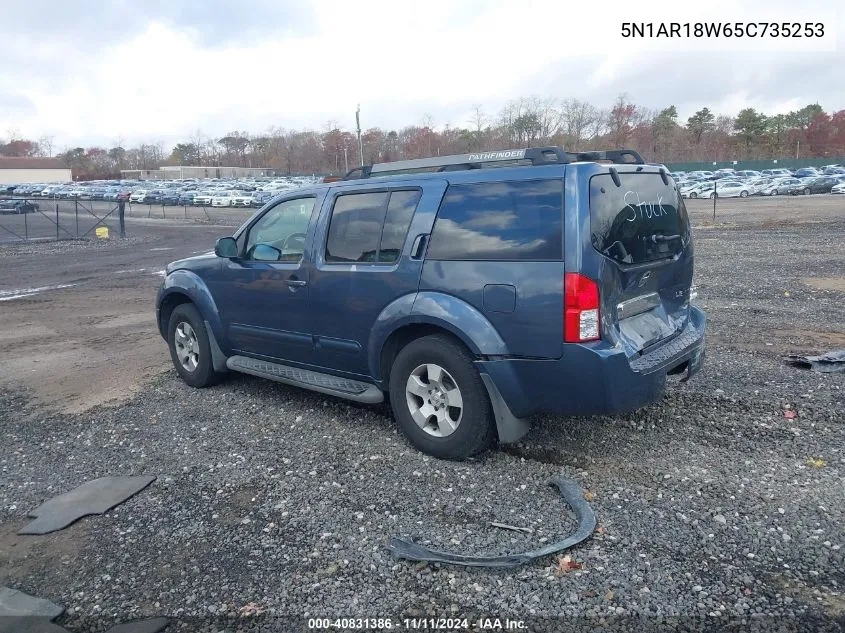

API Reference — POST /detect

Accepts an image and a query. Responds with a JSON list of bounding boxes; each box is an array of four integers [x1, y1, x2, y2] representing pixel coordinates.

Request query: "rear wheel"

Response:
[[389, 335, 495, 460], [740, 190, 748, 198], [167, 304, 222, 388], [709, 192, 717, 199], [804, 188, 811, 195]]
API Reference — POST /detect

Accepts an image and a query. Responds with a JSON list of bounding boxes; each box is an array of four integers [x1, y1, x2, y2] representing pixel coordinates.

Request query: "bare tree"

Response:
[[36, 135, 55, 157]]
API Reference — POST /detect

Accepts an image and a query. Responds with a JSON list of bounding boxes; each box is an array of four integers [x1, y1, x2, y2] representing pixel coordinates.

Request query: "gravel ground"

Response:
[[0, 214, 843, 632], [0, 236, 151, 258]]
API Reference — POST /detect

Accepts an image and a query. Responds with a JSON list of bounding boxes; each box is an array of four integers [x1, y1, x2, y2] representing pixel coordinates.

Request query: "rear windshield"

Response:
[[590, 172, 690, 265], [427, 179, 563, 261]]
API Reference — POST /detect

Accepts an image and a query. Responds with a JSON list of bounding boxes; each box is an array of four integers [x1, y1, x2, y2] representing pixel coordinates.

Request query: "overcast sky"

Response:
[[1, 0, 842, 149]]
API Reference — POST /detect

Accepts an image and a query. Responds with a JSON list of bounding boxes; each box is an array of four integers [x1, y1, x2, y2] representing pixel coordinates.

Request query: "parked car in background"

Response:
[[744, 177, 774, 194], [129, 189, 148, 203], [792, 167, 820, 178], [756, 178, 800, 196], [788, 176, 840, 195], [230, 192, 254, 207], [144, 190, 164, 204], [0, 199, 39, 214], [178, 192, 196, 205], [831, 181, 845, 195], [707, 180, 752, 198], [161, 190, 182, 205], [681, 181, 714, 198], [193, 192, 214, 206], [251, 191, 274, 207], [211, 191, 237, 207]]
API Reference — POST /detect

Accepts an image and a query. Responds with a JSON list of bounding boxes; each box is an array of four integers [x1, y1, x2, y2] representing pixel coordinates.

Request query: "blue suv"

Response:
[[157, 147, 705, 459]]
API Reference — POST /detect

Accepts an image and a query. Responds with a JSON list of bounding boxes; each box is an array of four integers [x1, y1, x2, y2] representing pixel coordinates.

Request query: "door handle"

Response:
[[286, 279, 307, 287], [411, 234, 428, 259]]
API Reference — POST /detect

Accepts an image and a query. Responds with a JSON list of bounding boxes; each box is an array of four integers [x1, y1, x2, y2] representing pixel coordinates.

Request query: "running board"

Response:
[[226, 355, 384, 404]]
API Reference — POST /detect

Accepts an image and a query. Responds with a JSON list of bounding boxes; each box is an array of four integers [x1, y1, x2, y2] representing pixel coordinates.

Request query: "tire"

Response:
[[740, 190, 748, 198], [689, 192, 698, 199], [388, 334, 495, 460], [771, 190, 778, 196], [167, 303, 223, 388], [803, 188, 810, 195], [709, 192, 717, 199]]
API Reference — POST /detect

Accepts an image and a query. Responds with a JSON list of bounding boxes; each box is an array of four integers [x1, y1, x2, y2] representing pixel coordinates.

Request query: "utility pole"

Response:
[[343, 146, 348, 173], [356, 104, 364, 166], [795, 140, 800, 159]]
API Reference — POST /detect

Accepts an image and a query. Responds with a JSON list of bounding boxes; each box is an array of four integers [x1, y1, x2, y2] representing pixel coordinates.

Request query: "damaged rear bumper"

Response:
[[477, 306, 706, 420]]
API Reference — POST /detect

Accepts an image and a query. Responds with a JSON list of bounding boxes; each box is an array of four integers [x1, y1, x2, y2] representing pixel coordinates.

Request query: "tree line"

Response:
[[2, 96, 844, 179]]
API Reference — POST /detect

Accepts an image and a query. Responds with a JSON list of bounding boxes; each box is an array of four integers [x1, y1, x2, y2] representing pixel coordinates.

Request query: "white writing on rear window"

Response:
[[623, 191, 672, 222]]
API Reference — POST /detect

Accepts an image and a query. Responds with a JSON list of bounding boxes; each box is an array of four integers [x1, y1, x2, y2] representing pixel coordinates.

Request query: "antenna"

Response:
[[355, 105, 363, 167]]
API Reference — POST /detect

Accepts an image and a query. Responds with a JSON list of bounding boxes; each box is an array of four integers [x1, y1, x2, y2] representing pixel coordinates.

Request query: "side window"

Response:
[[378, 190, 421, 263], [244, 197, 315, 262], [426, 180, 563, 261], [325, 189, 420, 264]]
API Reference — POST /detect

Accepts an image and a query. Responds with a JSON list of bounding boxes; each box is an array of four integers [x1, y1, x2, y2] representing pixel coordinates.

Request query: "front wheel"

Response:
[[803, 188, 810, 195], [389, 334, 495, 460], [709, 192, 717, 199], [689, 192, 698, 199], [167, 303, 223, 388], [740, 190, 748, 198]]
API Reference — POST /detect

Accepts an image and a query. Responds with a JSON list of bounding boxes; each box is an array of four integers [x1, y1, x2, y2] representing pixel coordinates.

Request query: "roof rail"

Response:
[[342, 147, 644, 180]]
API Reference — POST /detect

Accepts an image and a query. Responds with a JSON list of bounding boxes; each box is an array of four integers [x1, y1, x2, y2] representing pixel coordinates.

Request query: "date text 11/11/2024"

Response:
[[307, 617, 527, 630]]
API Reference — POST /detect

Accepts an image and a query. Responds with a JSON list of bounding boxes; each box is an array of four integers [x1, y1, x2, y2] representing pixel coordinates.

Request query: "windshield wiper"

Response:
[[649, 233, 681, 243]]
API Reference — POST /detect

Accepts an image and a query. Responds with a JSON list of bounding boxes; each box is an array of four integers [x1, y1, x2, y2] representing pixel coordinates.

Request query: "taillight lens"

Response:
[[564, 273, 600, 342]]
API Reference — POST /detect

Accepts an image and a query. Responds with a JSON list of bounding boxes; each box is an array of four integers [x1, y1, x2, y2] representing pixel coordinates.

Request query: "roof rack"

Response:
[[342, 147, 644, 180]]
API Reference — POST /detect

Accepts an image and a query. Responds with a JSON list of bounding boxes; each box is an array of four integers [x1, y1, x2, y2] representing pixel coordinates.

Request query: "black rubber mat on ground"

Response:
[[0, 587, 67, 632], [18, 476, 156, 535], [105, 617, 170, 633]]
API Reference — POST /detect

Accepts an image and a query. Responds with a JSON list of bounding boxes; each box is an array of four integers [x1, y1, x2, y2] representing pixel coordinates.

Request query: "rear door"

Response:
[[581, 167, 694, 357], [307, 179, 445, 376]]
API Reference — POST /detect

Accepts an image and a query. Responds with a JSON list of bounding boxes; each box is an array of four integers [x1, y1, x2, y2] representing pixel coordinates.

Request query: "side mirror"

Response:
[[215, 237, 238, 258], [250, 243, 282, 261]]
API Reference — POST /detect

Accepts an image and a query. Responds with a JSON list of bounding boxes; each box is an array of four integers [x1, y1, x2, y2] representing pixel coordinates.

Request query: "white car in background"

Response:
[[706, 180, 751, 198], [129, 189, 147, 203], [757, 178, 800, 196], [230, 192, 254, 207], [192, 191, 215, 206], [745, 177, 774, 195], [681, 181, 715, 199], [831, 181, 845, 194], [211, 191, 238, 207]]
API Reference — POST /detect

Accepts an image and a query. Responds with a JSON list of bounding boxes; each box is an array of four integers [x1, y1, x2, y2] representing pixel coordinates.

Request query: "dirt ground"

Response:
[[0, 222, 234, 412], [0, 195, 842, 414]]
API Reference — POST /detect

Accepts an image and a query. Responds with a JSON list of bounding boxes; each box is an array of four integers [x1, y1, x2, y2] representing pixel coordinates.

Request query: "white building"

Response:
[[0, 157, 72, 184]]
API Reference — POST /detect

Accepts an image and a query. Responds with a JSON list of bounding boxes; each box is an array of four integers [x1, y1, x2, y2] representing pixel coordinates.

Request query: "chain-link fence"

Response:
[[0, 195, 257, 243]]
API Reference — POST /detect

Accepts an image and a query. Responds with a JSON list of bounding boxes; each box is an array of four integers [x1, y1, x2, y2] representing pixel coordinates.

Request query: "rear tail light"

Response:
[[564, 273, 600, 342]]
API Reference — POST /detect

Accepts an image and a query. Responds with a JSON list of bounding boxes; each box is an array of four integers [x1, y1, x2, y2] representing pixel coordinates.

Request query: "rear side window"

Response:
[[427, 179, 563, 260], [590, 173, 691, 265], [325, 189, 420, 264]]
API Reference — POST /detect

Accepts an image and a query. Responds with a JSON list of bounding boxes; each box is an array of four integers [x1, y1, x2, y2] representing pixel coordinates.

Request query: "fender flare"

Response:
[[367, 291, 508, 379], [158, 270, 226, 353], [368, 292, 529, 444]]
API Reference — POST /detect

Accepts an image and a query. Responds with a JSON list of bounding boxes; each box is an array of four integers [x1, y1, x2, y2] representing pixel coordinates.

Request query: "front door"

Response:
[[216, 194, 322, 364]]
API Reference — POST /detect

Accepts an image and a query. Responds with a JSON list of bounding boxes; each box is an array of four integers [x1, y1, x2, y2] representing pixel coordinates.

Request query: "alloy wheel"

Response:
[[405, 363, 463, 437]]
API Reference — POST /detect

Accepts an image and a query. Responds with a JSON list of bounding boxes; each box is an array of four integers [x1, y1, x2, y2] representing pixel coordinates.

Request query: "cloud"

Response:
[[0, 0, 842, 146]]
